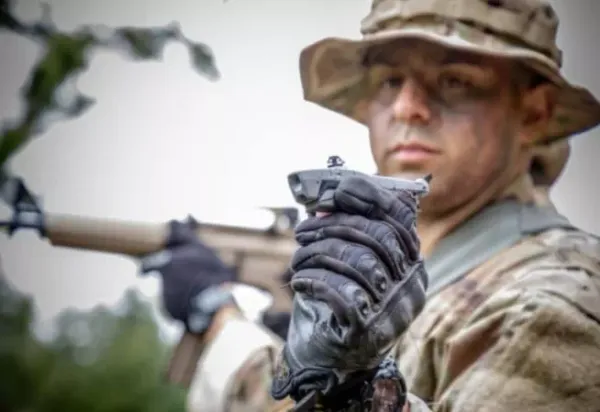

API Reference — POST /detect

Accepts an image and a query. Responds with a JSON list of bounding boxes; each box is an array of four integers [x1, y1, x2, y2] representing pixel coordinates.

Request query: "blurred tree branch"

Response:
[[0, 1, 222, 410], [0, 0, 220, 168]]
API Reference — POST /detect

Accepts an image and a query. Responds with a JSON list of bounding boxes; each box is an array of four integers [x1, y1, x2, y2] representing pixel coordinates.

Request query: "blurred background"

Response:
[[0, 0, 598, 410]]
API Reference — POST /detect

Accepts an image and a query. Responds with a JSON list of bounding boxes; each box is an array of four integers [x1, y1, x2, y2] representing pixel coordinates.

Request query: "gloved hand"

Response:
[[139, 218, 237, 333], [262, 310, 292, 340], [271, 175, 428, 403]]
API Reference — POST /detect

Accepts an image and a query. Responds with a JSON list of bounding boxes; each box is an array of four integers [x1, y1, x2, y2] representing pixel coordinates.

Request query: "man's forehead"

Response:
[[363, 39, 500, 69]]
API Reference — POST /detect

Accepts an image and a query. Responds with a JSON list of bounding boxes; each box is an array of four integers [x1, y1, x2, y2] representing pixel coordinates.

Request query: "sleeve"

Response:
[[429, 264, 600, 411], [185, 313, 294, 412], [405, 393, 435, 412]]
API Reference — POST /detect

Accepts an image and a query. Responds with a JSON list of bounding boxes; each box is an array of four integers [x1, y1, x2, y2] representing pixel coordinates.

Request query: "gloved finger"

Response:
[[370, 263, 428, 332], [296, 213, 405, 254], [299, 206, 418, 265], [139, 249, 173, 274], [291, 268, 361, 331], [295, 215, 406, 281], [292, 260, 384, 326], [294, 213, 367, 240], [381, 193, 420, 261], [333, 175, 418, 221], [165, 219, 200, 247], [333, 176, 420, 258], [292, 238, 389, 303]]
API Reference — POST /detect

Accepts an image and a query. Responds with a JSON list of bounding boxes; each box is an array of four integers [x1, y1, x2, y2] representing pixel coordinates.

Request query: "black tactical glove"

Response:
[[140, 218, 237, 333], [262, 310, 292, 340], [271, 175, 428, 405]]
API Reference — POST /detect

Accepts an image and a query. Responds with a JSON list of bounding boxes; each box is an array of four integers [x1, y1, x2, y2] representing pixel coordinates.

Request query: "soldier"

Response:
[[142, 0, 600, 411]]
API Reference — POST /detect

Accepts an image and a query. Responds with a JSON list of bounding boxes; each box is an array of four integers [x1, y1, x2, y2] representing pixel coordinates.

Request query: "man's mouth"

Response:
[[388, 141, 441, 163]]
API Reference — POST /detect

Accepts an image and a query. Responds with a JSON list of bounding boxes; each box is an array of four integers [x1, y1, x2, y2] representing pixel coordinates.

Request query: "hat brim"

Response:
[[299, 28, 600, 144]]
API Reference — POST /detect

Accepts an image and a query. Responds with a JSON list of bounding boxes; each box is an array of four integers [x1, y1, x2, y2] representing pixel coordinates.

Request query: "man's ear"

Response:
[[519, 83, 558, 145]]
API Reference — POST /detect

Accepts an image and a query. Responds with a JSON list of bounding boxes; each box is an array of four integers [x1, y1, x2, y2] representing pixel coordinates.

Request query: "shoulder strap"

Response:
[[425, 200, 576, 297]]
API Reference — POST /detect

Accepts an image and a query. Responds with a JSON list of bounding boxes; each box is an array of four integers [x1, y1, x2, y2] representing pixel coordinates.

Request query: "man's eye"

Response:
[[382, 76, 404, 88], [438, 74, 473, 90]]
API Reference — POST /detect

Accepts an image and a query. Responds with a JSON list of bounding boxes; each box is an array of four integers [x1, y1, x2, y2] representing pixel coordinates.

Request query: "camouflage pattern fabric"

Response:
[[188, 175, 600, 411], [392, 181, 600, 411], [298, 0, 600, 144], [392, 228, 600, 411]]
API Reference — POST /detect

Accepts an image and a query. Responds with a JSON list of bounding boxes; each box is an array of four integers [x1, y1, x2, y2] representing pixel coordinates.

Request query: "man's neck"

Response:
[[417, 174, 539, 257]]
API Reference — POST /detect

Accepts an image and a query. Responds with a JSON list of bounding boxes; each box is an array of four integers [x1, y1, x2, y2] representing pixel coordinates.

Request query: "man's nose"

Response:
[[391, 77, 432, 125]]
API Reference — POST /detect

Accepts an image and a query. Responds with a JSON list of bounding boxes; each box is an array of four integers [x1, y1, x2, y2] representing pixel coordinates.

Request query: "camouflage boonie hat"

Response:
[[299, 0, 600, 144]]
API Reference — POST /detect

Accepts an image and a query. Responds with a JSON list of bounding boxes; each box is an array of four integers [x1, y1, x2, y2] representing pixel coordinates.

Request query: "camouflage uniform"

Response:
[[187, 0, 600, 411], [391, 174, 600, 411]]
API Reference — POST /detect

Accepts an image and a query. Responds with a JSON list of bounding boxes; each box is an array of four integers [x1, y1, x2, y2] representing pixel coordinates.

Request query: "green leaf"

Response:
[[0, 2, 220, 168]]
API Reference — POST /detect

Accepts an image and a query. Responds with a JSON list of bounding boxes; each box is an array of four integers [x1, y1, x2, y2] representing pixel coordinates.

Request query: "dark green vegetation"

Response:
[[0, 1, 220, 410], [0, 281, 187, 412]]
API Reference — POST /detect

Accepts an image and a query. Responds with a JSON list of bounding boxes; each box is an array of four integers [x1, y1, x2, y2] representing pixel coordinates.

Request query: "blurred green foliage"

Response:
[[0, 0, 220, 167], [0, 278, 187, 411], [0, 0, 222, 410]]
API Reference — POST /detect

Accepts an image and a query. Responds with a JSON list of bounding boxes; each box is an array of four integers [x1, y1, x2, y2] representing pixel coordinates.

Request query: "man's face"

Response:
[[364, 40, 542, 217]]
